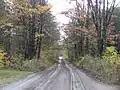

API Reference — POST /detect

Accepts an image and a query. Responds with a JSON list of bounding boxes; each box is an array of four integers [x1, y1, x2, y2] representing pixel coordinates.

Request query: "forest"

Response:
[[62, 0, 120, 84], [0, 0, 120, 85], [0, 0, 60, 71]]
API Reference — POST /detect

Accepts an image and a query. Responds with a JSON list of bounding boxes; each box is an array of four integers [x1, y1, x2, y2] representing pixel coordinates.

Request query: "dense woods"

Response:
[[63, 0, 119, 58], [1, 0, 120, 85], [62, 0, 120, 84], [0, 0, 60, 70]]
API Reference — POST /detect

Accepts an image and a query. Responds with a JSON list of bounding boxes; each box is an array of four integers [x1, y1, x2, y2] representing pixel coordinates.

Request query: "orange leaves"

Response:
[[66, 23, 97, 38]]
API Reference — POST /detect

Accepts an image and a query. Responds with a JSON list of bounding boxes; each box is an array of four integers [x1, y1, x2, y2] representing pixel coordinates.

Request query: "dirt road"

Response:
[[1, 62, 120, 90]]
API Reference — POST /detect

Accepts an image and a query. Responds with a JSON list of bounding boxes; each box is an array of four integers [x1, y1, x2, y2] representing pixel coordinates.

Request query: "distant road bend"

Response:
[[1, 61, 120, 90]]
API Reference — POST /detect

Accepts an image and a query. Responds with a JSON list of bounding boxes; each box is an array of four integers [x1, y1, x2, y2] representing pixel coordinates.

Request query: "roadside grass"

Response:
[[73, 55, 120, 85], [0, 69, 32, 85]]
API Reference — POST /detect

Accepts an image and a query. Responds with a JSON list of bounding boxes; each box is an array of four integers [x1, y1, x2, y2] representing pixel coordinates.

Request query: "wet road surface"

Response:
[[1, 62, 120, 90]]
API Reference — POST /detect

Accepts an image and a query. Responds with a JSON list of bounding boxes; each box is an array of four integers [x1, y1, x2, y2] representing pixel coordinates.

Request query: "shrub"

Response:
[[22, 59, 39, 72], [75, 55, 103, 75], [103, 46, 118, 65], [41, 49, 58, 67], [102, 46, 120, 84], [74, 47, 120, 84]]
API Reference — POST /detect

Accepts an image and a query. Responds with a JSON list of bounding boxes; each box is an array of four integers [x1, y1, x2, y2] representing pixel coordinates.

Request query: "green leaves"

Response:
[[0, 0, 60, 69]]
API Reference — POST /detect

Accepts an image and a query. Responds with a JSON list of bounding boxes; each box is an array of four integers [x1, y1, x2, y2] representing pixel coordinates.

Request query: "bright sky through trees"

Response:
[[49, 0, 71, 25], [49, 0, 120, 24], [48, 0, 120, 39], [48, 0, 73, 38]]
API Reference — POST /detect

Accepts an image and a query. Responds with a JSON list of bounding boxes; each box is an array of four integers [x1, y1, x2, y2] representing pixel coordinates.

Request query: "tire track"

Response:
[[24, 65, 58, 90], [2, 65, 57, 90], [66, 63, 87, 90], [44, 65, 71, 90], [34, 64, 62, 90]]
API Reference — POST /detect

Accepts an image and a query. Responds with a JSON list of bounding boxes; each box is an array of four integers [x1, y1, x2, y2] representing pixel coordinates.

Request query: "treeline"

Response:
[[63, 0, 120, 59], [0, 0, 60, 70], [62, 0, 120, 84]]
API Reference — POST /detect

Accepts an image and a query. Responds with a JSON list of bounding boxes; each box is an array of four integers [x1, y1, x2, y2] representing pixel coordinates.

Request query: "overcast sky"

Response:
[[48, 0, 71, 25], [49, 0, 120, 25], [48, 0, 72, 39]]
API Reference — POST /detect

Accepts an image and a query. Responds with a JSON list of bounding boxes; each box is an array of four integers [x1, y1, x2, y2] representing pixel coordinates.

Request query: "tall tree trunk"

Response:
[[36, 15, 44, 67], [97, 37, 103, 56], [85, 35, 89, 55], [96, 26, 103, 56], [28, 15, 36, 59], [102, 0, 107, 54]]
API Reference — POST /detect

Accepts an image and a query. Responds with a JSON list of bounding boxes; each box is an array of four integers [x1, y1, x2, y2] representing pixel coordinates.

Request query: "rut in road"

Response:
[[66, 63, 95, 90], [24, 65, 60, 90], [34, 65, 62, 90], [44, 65, 71, 90], [1, 63, 120, 90]]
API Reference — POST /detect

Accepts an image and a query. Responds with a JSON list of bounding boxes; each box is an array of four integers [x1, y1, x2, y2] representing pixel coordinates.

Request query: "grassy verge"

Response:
[[0, 69, 32, 85], [73, 55, 120, 85]]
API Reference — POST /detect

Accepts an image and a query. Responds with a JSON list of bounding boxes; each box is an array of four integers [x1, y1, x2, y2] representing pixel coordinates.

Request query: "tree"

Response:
[[88, 0, 117, 56], [62, 0, 97, 59], [0, 0, 60, 68], [62, 0, 117, 59]]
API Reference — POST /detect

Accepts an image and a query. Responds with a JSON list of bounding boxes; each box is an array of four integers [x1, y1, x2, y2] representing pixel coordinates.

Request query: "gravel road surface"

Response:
[[1, 61, 120, 90]]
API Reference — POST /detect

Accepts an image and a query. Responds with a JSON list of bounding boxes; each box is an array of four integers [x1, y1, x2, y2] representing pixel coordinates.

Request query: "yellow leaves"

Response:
[[102, 46, 120, 71], [28, 4, 51, 14], [5, 23, 14, 27], [0, 23, 14, 29], [35, 32, 44, 40], [28, 8, 38, 14], [36, 4, 51, 11], [103, 46, 118, 64], [0, 16, 14, 28], [0, 50, 6, 62], [0, 16, 9, 24], [35, 32, 41, 38]]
